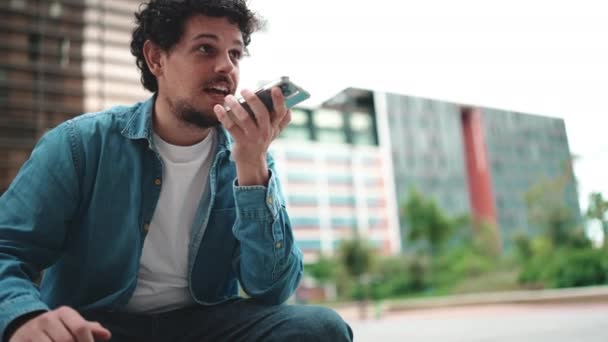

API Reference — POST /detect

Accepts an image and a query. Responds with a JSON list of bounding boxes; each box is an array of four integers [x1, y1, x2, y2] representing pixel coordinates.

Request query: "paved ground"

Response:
[[344, 302, 608, 341]]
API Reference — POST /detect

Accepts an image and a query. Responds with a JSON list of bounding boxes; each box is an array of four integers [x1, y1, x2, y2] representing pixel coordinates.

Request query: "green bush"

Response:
[[519, 247, 608, 288], [552, 248, 608, 287], [433, 244, 496, 290], [368, 255, 431, 300]]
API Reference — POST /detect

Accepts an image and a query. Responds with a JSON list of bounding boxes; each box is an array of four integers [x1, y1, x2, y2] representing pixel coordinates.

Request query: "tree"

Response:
[[338, 234, 374, 280], [305, 254, 337, 285], [401, 189, 469, 256], [337, 234, 375, 318], [587, 192, 608, 248], [525, 174, 578, 247]]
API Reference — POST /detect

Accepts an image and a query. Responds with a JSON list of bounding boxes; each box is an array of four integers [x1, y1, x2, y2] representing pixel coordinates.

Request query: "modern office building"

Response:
[[472, 106, 581, 243], [273, 88, 402, 262], [378, 91, 580, 250]]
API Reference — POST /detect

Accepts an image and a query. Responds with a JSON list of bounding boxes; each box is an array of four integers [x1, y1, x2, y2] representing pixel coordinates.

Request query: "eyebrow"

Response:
[[192, 33, 243, 47]]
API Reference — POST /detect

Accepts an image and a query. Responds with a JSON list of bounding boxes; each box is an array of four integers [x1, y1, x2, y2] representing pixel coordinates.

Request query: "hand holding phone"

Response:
[[228, 76, 310, 118]]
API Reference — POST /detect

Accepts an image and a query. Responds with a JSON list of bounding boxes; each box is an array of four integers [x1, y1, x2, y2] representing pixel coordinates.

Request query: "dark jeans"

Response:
[[81, 298, 353, 342]]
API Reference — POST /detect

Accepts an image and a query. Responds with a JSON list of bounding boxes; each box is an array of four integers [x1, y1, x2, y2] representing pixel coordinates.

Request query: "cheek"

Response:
[[231, 69, 240, 84]]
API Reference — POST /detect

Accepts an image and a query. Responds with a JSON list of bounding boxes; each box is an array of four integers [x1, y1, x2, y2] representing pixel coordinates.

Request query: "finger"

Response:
[[214, 104, 247, 142], [44, 316, 74, 342], [241, 88, 270, 129], [89, 322, 112, 341], [225, 94, 258, 135], [273, 109, 292, 140], [278, 109, 292, 132], [57, 307, 97, 342], [31, 332, 54, 342], [270, 87, 287, 125]]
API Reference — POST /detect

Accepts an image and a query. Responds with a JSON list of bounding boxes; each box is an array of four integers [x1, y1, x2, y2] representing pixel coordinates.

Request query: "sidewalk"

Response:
[[330, 285, 608, 320]]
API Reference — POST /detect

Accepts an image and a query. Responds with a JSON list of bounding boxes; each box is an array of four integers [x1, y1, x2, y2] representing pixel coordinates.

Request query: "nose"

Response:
[[214, 53, 236, 74]]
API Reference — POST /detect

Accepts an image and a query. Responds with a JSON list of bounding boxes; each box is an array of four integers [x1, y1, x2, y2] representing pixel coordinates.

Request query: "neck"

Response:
[[152, 95, 212, 146]]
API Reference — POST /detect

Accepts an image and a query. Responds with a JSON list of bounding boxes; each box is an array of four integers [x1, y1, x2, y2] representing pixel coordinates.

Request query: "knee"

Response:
[[296, 306, 353, 341]]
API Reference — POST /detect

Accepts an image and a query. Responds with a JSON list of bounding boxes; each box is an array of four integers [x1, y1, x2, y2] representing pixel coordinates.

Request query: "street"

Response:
[[346, 302, 608, 341]]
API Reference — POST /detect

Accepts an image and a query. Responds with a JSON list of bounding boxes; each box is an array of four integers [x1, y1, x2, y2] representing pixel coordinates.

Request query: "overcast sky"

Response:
[[239, 0, 607, 212]]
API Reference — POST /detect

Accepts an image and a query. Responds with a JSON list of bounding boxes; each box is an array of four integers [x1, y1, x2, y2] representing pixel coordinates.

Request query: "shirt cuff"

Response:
[[1, 295, 49, 341], [233, 169, 283, 219]]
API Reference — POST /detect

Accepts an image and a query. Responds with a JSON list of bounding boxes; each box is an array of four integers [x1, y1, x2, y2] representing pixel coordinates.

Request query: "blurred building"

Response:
[[1, 0, 84, 191], [0, 0, 146, 192], [379, 91, 581, 250], [272, 89, 402, 262]]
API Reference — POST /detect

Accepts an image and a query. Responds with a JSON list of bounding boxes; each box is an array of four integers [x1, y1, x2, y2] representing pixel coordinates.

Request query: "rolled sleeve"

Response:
[[231, 167, 302, 303], [0, 295, 49, 341], [232, 169, 283, 221]]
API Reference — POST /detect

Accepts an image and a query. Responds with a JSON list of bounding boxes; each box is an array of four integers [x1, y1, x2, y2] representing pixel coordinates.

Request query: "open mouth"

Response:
[[204, 84, 231, 98]]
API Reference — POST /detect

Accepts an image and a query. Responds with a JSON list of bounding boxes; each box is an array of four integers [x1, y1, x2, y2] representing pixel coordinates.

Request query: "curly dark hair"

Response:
[[130, 0, 261, 93]]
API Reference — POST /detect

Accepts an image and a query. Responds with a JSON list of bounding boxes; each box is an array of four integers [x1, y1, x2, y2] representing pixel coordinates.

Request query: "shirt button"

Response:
[[154, 178, 161, 186], [267, 196, 273, 205], [275, 242, 282, 249], [143, 224, 150, 232]]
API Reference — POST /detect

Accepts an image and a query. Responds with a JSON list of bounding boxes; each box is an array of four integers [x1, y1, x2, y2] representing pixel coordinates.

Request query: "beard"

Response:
[[168, 97, 220, 129]]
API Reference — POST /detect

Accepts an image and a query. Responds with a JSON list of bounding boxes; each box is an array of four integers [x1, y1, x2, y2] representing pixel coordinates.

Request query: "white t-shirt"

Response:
[[125, 129, 216, 313]]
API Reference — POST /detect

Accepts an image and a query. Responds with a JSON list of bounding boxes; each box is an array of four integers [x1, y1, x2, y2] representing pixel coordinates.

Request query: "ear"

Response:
[[143, 40, 164, 78]]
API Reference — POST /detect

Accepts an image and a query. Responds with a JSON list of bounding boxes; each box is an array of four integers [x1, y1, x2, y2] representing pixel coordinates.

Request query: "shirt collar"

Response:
[[120, 95, 233, 152]]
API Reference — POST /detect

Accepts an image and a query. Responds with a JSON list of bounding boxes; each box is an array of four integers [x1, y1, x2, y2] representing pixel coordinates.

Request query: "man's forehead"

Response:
[[183, 15, 244, 43]]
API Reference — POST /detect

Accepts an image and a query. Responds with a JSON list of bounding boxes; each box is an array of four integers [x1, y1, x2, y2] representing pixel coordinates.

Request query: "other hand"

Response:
[[9, 306, 111, 342]]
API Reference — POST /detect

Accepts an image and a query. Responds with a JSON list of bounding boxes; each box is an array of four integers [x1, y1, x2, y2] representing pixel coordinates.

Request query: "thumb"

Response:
[[89, 322, 112, 341]]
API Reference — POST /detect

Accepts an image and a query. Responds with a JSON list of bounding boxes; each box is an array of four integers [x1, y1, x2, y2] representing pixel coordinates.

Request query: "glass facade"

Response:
[[280, 91, 379, 147], [481, 108, 581, 244], [383, 91, 580, 250], [386, 94, 471, 219]]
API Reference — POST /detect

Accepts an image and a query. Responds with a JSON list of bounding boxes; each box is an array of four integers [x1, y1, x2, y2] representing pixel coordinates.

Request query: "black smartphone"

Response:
[[233, 76, 310, 117]]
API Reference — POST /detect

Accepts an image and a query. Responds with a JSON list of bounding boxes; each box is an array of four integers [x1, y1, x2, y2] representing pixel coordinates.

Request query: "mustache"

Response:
[[203, 75, 234, 91]]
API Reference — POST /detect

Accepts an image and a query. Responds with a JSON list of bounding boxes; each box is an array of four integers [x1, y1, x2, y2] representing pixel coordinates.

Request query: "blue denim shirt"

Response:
[[0, 96, 303, 338]]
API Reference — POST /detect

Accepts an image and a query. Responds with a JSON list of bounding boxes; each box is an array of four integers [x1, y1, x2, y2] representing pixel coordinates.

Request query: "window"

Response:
[[0, 68, 7, 106], [314, 109, 347, 144], [328, 196, 355, 206], [287, 195, 318, 206], [331, 217, 357, 228], [291, 218, 321, 229], [350, 112, 376, 146], [58, 38, 70, 67], [49, 1, 62, 18], [327, 175, 353, 184], [10, 0, 27, 10], [28, 34, 41, 62], [280, 108, 312, 141], [298, 240, 322, 250], [286, 172, 316, 184]]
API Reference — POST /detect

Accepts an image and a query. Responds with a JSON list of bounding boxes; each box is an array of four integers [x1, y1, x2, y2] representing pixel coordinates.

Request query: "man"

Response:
[[0, 0, 353, 341]]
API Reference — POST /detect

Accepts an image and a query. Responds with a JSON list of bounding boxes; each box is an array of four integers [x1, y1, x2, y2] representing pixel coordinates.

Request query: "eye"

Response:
[[198, 44, 215, 54], [229, 50, 243, 62]]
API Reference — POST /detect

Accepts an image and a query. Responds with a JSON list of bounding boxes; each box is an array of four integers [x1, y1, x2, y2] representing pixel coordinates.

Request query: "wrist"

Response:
[[234, 157, 269, 186], [5, 310, 46, 342]]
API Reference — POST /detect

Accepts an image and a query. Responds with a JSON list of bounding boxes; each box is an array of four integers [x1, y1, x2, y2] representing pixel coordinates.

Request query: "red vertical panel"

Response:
[[461, 108, 498, 226]]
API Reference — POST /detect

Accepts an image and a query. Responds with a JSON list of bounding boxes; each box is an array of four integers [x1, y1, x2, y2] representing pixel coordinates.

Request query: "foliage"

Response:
[[519, 246, 608, 288], [524, 172, 577, 246], [304, 254, 337, 285], [337, 234, 375, 279], [368, 254, 431, 300], [587, 192, 608, 248], [303, 183, 607, 303], [401, 189, 470, 256]]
